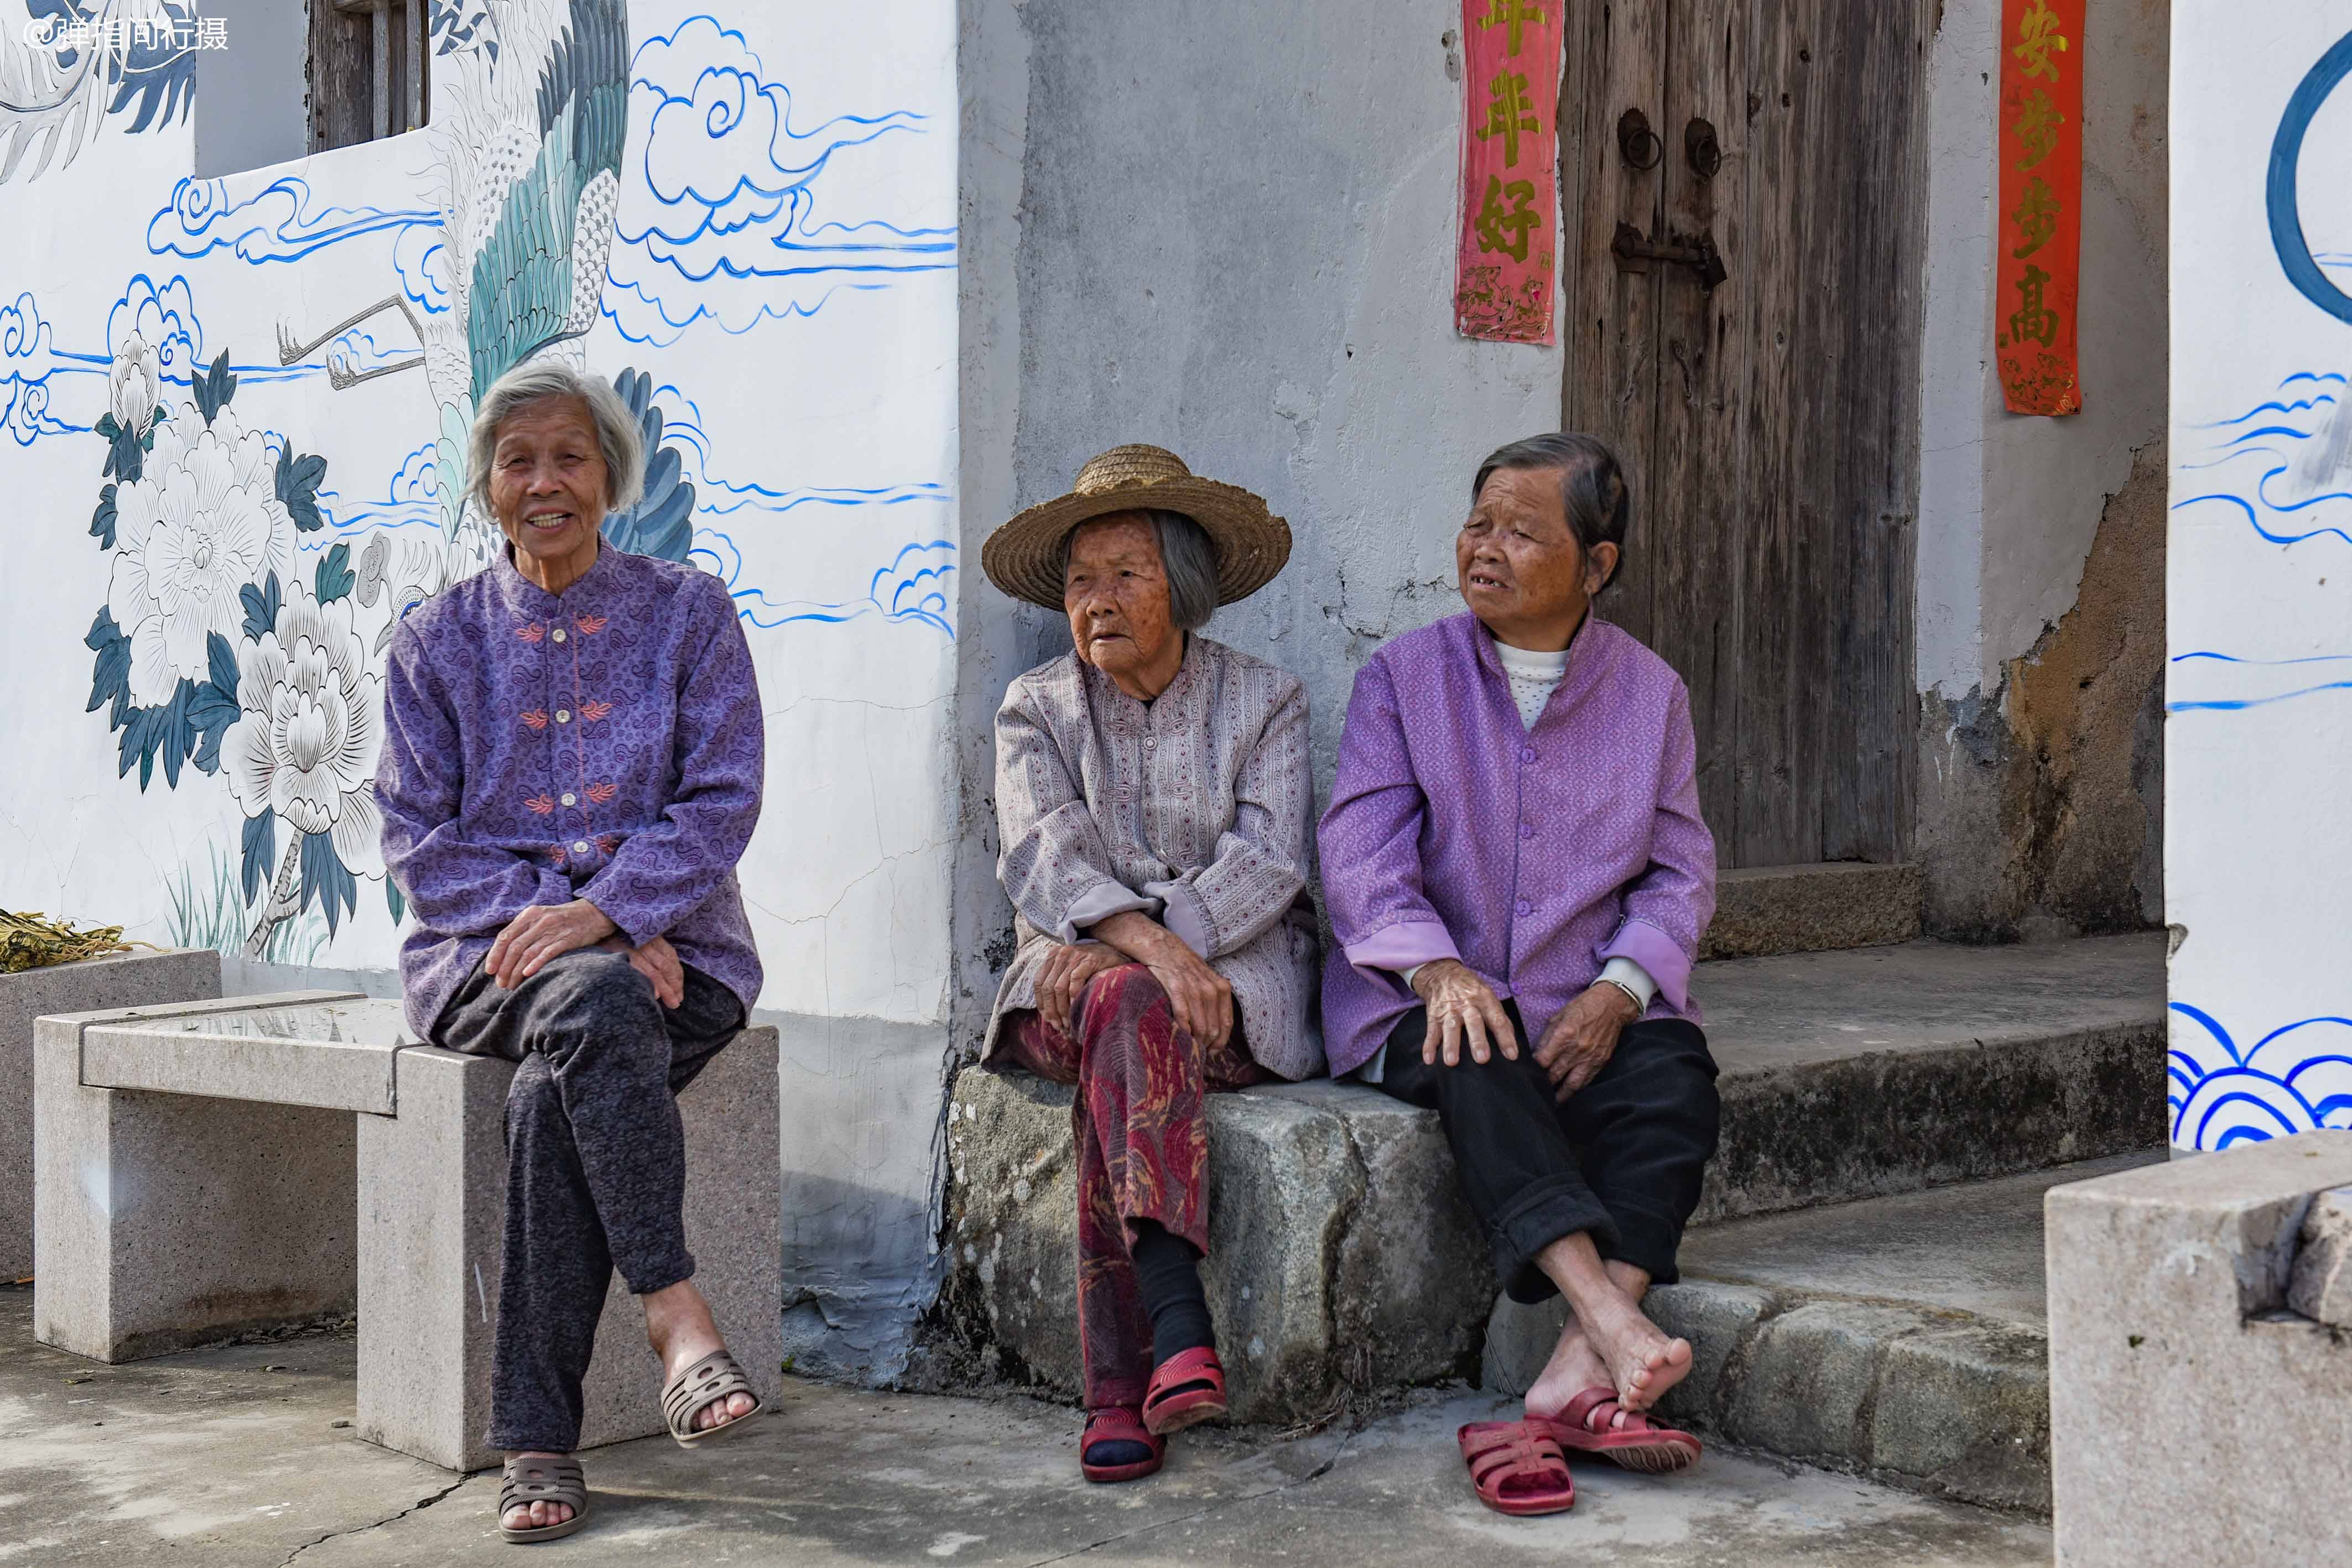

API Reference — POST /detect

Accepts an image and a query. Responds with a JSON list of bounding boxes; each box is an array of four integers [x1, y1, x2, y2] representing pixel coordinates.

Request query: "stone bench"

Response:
[[33, 992, 782, 1472], [2046, 1131, 2352, 1566], [2, 948, 221, 1278], [935, 934, 2168, 1424]]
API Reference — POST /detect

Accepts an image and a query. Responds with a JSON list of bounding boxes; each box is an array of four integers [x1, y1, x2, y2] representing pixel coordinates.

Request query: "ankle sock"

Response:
[[1130, 1220, 1215, 1364]]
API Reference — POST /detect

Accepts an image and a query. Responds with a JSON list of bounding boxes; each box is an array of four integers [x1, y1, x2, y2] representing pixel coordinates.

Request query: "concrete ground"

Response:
[[0, 1288, 2056, 1566], [1677, 1149, 2167, 1327]]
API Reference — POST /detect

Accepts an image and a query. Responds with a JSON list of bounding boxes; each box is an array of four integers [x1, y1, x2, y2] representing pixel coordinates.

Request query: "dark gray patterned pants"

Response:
[[433, 946, 744, 1453]]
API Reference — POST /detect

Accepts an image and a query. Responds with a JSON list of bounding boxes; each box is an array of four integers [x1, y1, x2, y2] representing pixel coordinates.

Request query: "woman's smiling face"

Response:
[[489, 396, 609, 591]]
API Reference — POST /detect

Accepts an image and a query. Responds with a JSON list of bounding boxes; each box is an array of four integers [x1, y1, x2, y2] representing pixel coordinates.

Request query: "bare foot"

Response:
[[1524, 1321, 1614, 1424], [1580, 1294, 1692, 1414], [643, 1280, 757, 1433], [502, 1451, 574, 1532]]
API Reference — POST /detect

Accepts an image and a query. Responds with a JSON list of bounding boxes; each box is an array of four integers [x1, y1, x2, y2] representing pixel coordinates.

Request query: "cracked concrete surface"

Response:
[[0, 1285, 2053, 1565]]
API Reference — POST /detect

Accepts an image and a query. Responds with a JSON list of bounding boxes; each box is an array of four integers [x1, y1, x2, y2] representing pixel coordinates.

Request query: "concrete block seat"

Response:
[[33, 993, 781, 1472], [939, 933, 2168, 1425], [2, 947, 222, 1279], [2046, 1132, 2352, 1565]]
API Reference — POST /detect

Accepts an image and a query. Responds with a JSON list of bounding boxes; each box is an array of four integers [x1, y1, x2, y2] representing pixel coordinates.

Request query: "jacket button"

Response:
[[573, 840, 590, 854], [1520, 823, 1535, 839], [555, 710, 571, 723], [551, 627, 567, 643], [560, 792, 576, 806], [1516, 899, 1533, 915], [1520, 746, 1537, 763]]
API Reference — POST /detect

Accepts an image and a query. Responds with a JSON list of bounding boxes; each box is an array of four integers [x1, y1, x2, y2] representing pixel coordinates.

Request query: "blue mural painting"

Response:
[[1, 2, 197, 186], [2169, 1003, 2352, 1149]]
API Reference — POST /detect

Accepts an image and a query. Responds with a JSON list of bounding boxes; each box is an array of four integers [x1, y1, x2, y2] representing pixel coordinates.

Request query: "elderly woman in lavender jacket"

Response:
[[1320, 433, 1719, 1517], [377, 361, 767, 1544]]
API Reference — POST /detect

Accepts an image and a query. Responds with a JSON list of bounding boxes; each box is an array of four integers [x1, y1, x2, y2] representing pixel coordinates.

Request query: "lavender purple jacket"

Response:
[[1317, 612, 1715, 1077], [376, 545, 765, 1036]]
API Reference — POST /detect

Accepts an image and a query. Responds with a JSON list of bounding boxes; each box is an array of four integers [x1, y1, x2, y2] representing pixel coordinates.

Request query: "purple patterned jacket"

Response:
[[1318, 612, 1715, 1077], [377, 545, 765, 1036]]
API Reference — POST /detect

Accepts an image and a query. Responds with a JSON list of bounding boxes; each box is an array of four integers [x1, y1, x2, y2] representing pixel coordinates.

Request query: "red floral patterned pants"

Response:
[[997, 962, 1266, 1409]]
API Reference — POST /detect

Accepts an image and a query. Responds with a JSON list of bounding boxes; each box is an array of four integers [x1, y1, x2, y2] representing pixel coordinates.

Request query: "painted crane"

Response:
[[273, 0, 651, 563]]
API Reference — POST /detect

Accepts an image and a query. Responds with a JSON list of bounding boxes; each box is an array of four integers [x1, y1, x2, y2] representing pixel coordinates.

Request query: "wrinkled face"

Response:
[[1064, 513, 1177, 680], [1456, 465, 1604, 635], [488, 397, 607, 578]]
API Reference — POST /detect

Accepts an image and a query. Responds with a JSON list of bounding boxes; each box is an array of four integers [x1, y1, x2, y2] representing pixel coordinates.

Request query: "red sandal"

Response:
[[1080, 1406, 1165, 1483], [1538, 1386, 1703, 1475], [1140, 1346, 1227, 1435], [1458, 1419, 1576, 1516]]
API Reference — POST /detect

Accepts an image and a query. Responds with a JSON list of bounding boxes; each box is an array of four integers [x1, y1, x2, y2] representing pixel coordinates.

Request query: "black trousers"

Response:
[[1375, 1002, 1719, 1303], [434, 947, 745, 1452]]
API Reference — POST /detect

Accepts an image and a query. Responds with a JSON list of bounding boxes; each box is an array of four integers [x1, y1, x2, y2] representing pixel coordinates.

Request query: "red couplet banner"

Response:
[[1994, 0, 2085, 415], [1454, 1, 1563, 345]]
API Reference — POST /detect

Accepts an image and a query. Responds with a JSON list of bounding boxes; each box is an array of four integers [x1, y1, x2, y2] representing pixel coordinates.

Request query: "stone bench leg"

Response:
[[4, 951, 222, 1279], [33, 1006, 357, 1361], [357, 1028, 783, 1472]]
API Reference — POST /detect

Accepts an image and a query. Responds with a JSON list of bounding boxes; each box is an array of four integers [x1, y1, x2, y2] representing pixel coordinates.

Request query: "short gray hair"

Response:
[[466, 359, 645, 520], [1062, 509, 1220, 631]]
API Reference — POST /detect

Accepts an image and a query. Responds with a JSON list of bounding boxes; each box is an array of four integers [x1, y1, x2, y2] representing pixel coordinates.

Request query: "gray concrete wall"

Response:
[[1913, 0, 2170, 939], [194, 0, 310, 178]]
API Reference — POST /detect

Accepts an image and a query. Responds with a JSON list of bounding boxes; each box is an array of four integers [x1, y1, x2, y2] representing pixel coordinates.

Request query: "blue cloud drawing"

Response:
[[147, 175, 438, 265], [608, 15, 956, 345], [2169, 1001, 2352, 1150], [2, 293, 73, 443]]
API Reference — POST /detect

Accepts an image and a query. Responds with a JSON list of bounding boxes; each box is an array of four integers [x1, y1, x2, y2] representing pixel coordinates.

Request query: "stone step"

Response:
[[1484, 1152, 2165, 1517], [1699, 861, 1923, 960], [932, 933, 2167, 1427]]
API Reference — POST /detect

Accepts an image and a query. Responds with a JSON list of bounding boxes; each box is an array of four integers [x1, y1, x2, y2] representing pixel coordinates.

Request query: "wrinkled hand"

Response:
[[487, 899, 617, 989], [1410, 958, 1517, 1066], [600, 933, 685, 1009], [1035, 940, 1126, 1038], [1091, 911, 1235, 1050], [1534, 983, 1641, 1101]]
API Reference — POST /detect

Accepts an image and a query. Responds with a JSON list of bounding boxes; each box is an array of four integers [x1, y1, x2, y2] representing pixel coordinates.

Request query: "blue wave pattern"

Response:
[[2169, 1002, 2352, 1150], [607, 15, 956, 346]]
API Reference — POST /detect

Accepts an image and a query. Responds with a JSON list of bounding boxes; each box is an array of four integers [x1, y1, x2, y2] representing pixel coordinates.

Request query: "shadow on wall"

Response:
[[1918, 441, 2168, 941]]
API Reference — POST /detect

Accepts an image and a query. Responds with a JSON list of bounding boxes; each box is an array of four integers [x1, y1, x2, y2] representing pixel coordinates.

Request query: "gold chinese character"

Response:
[[1481, 1, 1547, 58], [1474, 175, 1543, 262], [1477, 71, 1541, 168], [2011, 88, 2064, 170], [2010, 175, 2059, 258], [2005, 264, 2059, 348], [2012, 0, 2068, 84]]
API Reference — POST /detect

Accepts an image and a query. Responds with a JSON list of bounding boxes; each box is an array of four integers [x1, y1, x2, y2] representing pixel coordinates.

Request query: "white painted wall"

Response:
[[2166, 4, 2352, 1150]]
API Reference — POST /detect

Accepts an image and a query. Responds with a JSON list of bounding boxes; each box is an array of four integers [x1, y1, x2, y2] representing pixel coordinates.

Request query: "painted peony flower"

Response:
[[223, 582, 385, 878], [107, 331, 159, 439], [105, 401, 295, 706]]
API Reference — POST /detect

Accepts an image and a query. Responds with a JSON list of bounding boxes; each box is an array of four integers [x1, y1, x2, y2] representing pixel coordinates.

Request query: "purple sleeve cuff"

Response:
[[1059, 879, 1158, 944], [1343, 920, 1461, 975], [1144, 881, 1216, 958], [1598, 918, 1692, 1013]]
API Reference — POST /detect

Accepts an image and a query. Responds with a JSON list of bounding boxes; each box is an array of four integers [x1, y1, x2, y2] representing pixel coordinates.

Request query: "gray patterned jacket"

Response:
[[985, 635, 1323, 1081]]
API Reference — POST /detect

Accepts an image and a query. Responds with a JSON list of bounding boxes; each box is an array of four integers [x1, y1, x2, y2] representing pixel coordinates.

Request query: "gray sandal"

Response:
[[498, 1455, 587, 1544], [661, 1348, 766, 1448]]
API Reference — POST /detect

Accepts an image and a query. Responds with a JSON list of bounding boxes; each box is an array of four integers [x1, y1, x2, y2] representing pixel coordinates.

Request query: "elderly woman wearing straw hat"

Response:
[[979, 444, 1319, 1484], [377, 361, 768, 1544]]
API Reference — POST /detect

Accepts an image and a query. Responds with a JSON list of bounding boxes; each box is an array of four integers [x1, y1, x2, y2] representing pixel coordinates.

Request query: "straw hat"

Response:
[[981, 444, 1292, 611]]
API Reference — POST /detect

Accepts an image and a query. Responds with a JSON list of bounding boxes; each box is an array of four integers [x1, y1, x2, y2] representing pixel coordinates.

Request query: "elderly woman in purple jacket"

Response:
[[1320, 433, 1719, 1516], [377, 361, 767, 1543]]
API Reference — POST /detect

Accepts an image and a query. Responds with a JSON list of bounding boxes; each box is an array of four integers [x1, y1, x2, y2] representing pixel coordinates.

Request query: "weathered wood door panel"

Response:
[[1561, 0, 1926, 868]]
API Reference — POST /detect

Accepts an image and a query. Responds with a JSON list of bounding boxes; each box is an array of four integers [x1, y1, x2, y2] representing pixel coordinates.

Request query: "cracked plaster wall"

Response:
[[1913, 0, 2169, 937]]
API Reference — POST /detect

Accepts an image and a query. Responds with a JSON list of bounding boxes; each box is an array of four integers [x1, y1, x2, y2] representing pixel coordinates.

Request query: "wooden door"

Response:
[[1560, 0, 1928, 868]]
